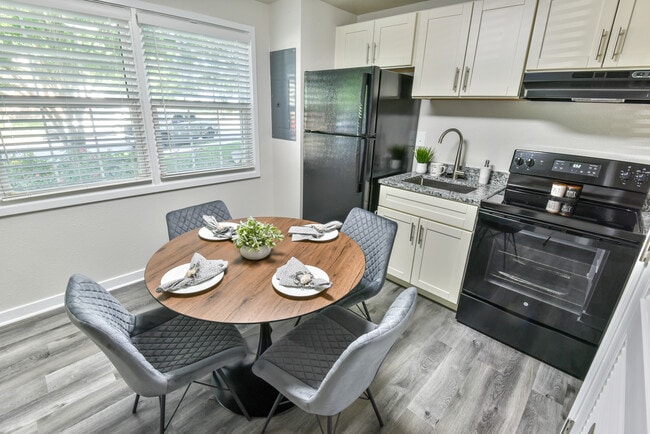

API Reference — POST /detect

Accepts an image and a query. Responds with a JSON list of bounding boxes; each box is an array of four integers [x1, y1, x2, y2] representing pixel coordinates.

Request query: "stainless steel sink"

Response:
[[403, 176, 477, 194]]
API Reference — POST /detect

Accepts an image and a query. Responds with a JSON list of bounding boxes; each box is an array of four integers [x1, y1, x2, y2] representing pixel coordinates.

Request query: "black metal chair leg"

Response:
[[366, 388, 383, 427], [132, 394, 140, 414], [261, 393, 283, 433], [327, 415, 334, 434], [361, 301, 372, 321], [215, 369, 251, 421], [158, 395, 166, 434]]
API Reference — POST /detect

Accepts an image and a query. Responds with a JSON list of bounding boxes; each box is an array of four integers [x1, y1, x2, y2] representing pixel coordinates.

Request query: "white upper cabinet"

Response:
[[412, 0, 537, 98], [527, 0, 650, 70], [335, 13, 417, 69]]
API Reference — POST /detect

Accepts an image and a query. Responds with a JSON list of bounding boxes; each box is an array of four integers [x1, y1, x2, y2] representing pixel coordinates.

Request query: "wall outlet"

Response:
[[415, 131, 426, 148]]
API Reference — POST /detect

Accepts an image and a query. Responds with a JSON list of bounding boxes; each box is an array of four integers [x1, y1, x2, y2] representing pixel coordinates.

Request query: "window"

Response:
[[0, 0, 256, 204]]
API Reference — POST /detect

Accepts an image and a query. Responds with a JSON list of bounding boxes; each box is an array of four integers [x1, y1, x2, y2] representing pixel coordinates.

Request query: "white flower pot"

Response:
[[415, 162, 429, 174], [239, 245, 272, 260]]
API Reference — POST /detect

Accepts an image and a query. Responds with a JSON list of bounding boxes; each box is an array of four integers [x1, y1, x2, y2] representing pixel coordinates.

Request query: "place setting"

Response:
[[288, 220, 342, 242], [198, 215, 239, 241], [156, 252, 227, 295], [272, 257, 332, 298]]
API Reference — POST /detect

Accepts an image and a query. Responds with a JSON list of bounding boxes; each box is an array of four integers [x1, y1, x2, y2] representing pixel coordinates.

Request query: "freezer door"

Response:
[[304, 67, 375, 136], [303, 133, 368, 222]]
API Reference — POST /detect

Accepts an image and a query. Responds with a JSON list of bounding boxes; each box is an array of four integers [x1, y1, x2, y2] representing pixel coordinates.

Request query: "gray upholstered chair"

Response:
[[252, 287, 418, 433], [337, 207, 398, 321], [165, 199, 232, 240], [65, 274, 250, 433]]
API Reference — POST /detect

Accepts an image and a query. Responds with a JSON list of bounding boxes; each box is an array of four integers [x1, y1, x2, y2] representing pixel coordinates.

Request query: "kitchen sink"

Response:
[[403, 176, 477, 194]]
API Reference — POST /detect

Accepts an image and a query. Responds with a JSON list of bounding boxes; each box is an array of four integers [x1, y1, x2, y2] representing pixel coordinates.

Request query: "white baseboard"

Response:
[[0, 269, 144, 328]]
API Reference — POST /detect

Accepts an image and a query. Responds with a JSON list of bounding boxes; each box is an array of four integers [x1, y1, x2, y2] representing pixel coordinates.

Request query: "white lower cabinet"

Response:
[[377, 186, 477, 309]]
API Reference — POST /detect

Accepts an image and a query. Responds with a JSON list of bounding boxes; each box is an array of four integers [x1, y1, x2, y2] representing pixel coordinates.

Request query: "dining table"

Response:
[[144, 216, 366, 417]]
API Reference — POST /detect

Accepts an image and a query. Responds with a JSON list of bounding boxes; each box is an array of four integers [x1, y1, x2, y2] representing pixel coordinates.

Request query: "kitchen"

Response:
[[1, 0, 649, 432]]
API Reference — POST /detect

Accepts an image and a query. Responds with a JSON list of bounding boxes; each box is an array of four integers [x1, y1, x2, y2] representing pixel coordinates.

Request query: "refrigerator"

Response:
[[303, 66, 420, 223]]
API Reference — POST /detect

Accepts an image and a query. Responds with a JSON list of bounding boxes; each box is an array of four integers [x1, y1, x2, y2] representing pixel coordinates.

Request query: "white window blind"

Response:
[[0, 1, 150, 200], [138, 13, 255, 178]]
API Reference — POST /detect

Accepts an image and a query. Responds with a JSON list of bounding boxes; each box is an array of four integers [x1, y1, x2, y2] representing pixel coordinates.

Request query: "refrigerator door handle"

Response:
[[358, 73, 371, 136], [356, 138, 367, 193]]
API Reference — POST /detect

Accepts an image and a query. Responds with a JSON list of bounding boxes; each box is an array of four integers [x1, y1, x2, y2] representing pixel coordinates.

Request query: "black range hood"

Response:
[[522, 70, 650, 103]]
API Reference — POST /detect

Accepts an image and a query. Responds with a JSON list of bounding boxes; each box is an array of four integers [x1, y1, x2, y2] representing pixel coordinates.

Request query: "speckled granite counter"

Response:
[[379, 166, 508, 206]]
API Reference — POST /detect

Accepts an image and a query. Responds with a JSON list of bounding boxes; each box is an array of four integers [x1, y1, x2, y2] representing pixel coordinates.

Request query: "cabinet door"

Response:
[[602, 0, 650, 68], [335, 21, 374, 68], [462, 0, 537, 97], [377, 206, 418, 283], [412, 3, 474, 97], [372, 13, 417, 68], [526, 0, 619, 70], [411, 218, 473, 305]]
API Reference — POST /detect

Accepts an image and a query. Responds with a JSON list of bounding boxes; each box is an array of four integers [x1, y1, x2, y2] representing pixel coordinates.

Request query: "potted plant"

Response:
[[232, 217, 284, 260], [389, 145, 407, 169], [414, 146, 434, 174]]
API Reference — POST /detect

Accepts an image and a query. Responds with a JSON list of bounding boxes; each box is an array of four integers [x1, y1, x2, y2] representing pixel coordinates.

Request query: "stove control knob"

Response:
[[525, 158, 535, 167], [619, 171, 631, 182], [514, 157, 524, 166], [635, 172, 647, 185]]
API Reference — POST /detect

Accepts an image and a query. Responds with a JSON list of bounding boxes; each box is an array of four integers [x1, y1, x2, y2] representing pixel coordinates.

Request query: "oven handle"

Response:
[[478, 208, 639, 247]]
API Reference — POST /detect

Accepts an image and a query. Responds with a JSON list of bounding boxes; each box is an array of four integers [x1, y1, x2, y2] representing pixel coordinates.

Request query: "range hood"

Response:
[[521, 70, 650, 103]]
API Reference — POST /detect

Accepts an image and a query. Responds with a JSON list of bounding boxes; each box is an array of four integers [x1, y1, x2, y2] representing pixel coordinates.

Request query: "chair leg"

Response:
[[261, 393, 283, 433], [132, 394, 140, 414], [366, 387, 383, 427], [159, 395, 166, 434], [327, 415, 334, 434], [361, 301, 372, 321], [215, 369, 251, 421]]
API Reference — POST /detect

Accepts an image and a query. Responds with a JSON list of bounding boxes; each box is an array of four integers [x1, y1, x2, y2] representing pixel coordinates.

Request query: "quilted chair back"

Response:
[[311, 287, 417, 415], [65, 274, 169, 396], [165, 200, 232, 240], [339, 207, 397, 307]]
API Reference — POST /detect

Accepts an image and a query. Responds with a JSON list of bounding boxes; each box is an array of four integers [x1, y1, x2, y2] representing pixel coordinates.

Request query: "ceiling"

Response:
[[256, 0, 429, 15]]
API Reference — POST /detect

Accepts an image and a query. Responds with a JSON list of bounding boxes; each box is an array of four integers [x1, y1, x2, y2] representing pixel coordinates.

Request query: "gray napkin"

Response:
[[202, 215, 235, 238], [276, 257, 331, 289], [157, 252, 227, 293], [289, 220, 342, 241]]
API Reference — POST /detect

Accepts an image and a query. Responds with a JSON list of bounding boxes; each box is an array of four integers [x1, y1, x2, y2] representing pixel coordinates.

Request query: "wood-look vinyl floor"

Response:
[[0, 281, 581, 433]]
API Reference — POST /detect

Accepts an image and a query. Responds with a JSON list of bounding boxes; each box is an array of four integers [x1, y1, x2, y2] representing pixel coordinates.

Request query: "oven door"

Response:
[[462, 208, 640, 345]]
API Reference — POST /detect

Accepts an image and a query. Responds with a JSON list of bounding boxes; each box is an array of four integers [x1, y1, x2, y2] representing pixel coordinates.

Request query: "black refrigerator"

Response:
[[303, 66, 420, 223]]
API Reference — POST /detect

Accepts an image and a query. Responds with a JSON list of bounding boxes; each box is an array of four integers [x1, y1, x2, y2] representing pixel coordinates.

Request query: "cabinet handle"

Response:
[[417, 225, 424, 247], [372, 42, 377, 64], [611, 27, 625, 60], [366, 43, 371, 64], [409, 222, 415, 243], [595, 29, 608, 61], [462, 66, 470, 92], [452, 67, 460, 91]]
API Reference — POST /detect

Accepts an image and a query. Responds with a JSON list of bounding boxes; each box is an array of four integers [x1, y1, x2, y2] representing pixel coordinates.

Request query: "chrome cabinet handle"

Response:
[[462, 66, 470, 92], [417, 225, 424, 247], [611, 27, 625, 60], [372, 42, 377, 64], [366, 43, 371, 64], [595, 29, 608, 61], [409, 222, 415, 243], [452, 67, 460, 91]]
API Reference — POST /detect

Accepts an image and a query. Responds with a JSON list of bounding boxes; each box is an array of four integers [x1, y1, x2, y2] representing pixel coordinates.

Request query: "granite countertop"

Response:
[[379, 165, 508, 206]]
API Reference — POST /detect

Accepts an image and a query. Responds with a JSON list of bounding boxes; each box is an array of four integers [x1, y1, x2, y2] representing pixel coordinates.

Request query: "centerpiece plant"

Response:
[[233, 217, 284, 260]]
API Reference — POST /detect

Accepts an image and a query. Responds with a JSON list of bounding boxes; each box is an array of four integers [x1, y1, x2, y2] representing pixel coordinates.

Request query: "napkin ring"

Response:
[[293, 271, 313, 285]]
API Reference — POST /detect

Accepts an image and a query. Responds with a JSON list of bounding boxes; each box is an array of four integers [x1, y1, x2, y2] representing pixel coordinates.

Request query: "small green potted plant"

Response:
[[389, 145, 407, 169], [414, 146, 434, 174], [232, 217, 284, 260]]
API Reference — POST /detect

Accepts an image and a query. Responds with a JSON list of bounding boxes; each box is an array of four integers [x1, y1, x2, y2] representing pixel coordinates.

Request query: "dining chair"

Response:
[[64, 274, 250, 433], [165, 199, 232, 240], [252, 286, 417, 433], [337, 207, 398, 321]]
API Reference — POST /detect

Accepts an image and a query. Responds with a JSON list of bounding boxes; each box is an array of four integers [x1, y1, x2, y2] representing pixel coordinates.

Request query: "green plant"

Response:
[[389, 145, 407, 160], [415, 146, 435, 164], [232, 217, 284, 250]]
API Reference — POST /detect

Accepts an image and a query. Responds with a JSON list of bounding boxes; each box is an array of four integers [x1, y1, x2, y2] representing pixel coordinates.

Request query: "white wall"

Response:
[[0, 0, 275, 321], [418, 100, 650, 172]]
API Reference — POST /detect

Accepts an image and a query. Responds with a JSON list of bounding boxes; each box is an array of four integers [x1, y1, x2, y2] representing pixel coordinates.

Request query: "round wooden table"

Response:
[[144, 217, 365, 417]]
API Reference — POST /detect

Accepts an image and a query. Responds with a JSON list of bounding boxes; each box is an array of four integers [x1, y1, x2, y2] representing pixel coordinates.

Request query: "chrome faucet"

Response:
[[437, 128, 464, 180]]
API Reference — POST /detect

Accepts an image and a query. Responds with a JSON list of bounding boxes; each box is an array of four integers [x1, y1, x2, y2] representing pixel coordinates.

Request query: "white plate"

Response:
[[309, 230, 338, 242], [198, 222, 239, 241], [160, 263, 224, 295], [272, 265, 330, 298]]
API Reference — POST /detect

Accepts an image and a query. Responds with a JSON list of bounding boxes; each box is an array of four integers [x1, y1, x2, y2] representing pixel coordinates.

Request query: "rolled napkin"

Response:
[[289, 220, 342, 241], [202, 215, 235, 238], [157, 252, 227, 293], [276, 257, 332, 290]]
